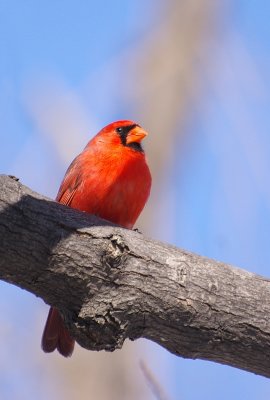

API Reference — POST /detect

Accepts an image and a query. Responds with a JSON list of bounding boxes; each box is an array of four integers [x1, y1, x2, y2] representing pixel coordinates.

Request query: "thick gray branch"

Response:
[[0, 174, 270, 378]]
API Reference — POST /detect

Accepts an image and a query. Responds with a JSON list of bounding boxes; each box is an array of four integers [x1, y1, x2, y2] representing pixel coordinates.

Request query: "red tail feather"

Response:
[[41, 307, 75, 357]]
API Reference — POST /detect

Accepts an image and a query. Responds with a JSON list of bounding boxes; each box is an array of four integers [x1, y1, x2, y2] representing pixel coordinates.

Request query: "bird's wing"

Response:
[[56, 155, 82, 206]]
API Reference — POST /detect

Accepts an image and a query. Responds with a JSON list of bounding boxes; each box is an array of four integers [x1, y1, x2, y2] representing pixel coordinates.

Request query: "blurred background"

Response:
[[1, 0, 270, 399]]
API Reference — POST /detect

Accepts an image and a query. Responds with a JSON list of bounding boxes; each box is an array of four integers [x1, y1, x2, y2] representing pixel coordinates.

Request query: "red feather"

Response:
[[41, 120, 151, 357], [41, 307, 74, 357]]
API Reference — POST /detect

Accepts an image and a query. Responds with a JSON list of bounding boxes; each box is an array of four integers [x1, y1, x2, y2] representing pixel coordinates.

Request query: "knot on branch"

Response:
[[71, 301, 129, 352], [102, 234, 129, 269]]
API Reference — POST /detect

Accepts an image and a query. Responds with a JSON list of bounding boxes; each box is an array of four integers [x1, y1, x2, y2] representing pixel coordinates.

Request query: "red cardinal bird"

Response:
[[41, 120, 151, 357]]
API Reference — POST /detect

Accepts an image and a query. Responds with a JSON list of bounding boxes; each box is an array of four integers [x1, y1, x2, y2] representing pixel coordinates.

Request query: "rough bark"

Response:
[[0, 174, 270, 378]]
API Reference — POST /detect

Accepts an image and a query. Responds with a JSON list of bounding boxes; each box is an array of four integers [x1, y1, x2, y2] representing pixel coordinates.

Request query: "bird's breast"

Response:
[[71, 151, 151, 229]]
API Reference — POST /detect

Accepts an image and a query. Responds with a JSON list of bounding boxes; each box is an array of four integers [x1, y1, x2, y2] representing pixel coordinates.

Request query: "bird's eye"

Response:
[[116, 127, 123, 133]]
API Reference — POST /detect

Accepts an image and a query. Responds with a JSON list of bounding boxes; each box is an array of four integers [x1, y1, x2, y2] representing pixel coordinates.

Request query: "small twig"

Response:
[[140, 360, 171, 400]]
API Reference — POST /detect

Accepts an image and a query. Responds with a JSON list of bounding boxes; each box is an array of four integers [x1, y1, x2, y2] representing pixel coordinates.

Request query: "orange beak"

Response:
[[126, 125, 148, 144]]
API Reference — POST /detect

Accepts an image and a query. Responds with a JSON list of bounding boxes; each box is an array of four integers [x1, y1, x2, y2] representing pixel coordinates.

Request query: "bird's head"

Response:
[[95, 120, 148, 153]]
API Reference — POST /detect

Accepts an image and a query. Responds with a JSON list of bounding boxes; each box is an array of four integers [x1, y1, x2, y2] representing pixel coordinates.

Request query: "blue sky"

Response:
[[1, 1, 270, 399]]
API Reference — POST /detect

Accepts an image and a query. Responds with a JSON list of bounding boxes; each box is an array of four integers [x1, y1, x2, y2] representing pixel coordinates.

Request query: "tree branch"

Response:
[[0, 174, 270, 377]]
